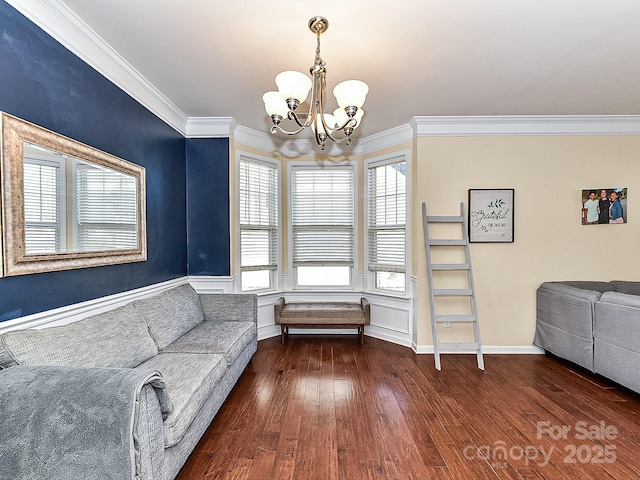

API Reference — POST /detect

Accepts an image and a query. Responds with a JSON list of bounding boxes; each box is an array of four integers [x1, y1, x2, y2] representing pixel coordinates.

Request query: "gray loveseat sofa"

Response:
[[0, 284, 257, 480], [534, 280, 640, 394]]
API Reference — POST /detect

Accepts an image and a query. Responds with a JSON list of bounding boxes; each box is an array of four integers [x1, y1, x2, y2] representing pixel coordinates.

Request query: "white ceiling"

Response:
[[13, 1, 640, 140]]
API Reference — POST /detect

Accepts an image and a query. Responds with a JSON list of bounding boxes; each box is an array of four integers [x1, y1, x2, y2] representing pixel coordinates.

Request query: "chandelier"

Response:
[[262, 16, 369, 150]]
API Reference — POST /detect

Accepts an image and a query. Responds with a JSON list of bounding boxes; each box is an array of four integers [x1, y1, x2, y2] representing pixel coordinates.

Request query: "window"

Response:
[[23, 157, 64, 254], [75, 162, 138, 251], [239, 157, 278, 291], [291, 165, 355, 287], [367, 157, 407, 292]]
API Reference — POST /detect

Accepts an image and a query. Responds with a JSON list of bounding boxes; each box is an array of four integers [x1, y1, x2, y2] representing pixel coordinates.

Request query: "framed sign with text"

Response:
[[468, 189, 515, 243]]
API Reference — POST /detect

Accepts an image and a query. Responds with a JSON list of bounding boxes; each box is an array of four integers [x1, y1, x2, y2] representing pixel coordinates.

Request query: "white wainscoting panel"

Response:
[[0, 277, 188, 334], [187, 275, 236, 293]]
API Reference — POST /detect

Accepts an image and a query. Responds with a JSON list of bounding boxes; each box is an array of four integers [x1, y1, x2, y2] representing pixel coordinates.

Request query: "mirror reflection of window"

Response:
[[75, 162, 137, 251], [22, 142, 138, 255], [23, 143, 65, 254]]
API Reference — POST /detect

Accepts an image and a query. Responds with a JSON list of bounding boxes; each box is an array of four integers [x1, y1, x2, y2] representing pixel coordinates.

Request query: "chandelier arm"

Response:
[[317, 83, 353, 145], [322, 127, 352, 144], [335, 117, 358, 131], [287, 109, 314, 129], [270, 123, 308, 136]]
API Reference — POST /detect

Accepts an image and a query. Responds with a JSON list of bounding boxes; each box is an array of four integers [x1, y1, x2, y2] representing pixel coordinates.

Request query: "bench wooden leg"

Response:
[[281, 325, 286, 345], [359, 326, 364, 346]]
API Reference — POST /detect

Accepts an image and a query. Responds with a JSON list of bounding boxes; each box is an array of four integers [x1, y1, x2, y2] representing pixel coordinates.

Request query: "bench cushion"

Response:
[[278, 302, 367, 325]]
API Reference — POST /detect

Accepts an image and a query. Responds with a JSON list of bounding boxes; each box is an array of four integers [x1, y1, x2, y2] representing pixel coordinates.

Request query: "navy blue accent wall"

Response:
[[186, 138, 230, 276], [0, 3, 188, 322]]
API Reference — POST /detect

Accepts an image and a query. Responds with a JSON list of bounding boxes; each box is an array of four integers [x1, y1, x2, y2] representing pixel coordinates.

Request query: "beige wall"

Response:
[[413, 135, 640, 347]]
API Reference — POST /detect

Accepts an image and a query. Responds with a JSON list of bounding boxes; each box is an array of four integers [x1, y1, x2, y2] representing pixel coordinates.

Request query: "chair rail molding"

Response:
[[0, 277, 188, 334]]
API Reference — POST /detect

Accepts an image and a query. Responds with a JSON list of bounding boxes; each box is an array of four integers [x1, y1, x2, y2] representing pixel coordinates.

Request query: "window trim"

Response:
[[287, 160, 358, 290], [364, 151, 410, 295], [236, 152, 281, 292]]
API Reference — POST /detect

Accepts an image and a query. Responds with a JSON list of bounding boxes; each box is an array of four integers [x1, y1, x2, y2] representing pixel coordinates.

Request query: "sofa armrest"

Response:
[[534, 282, 605, 371], [199, 293, 258, 324], [0, 365, 169, 480]]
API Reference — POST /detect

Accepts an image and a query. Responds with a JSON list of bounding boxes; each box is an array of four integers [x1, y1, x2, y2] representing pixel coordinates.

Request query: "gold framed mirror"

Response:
[[1, 112, 147, 277]]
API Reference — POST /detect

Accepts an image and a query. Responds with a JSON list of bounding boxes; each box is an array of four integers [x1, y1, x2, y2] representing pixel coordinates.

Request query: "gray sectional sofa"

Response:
[[0, 284, 257, 480], [534, 280, 640, 394]]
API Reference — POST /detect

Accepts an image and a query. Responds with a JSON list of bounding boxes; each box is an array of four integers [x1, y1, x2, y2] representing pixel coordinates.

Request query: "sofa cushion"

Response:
[[135, 352, 227, 447], [0, 303, 158, 369], [199, 293, 257, 323], [610, 281, 640, 296], [594, 292, 640, 352], [162, 321, 256, 365], [133, 284, 204, 350], [549, 281, 615, 294]]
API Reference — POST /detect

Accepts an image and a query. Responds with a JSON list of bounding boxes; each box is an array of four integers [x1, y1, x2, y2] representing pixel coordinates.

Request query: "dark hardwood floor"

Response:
[[177, 336, 640, 480]]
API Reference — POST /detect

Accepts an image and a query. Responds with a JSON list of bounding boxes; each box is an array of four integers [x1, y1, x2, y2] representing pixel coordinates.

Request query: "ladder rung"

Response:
[[437, 342, 481, 352], [435, 315, 476, 323], [429, 239, 467, 246], [432, 263, 470, 271], [426, 215, 463, 223], [433, 289, 473, 296]]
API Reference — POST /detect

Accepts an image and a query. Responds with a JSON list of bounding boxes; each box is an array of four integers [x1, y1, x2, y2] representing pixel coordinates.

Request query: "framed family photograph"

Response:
[[468, 189, 515, 243], [581, 188, 627, 225]]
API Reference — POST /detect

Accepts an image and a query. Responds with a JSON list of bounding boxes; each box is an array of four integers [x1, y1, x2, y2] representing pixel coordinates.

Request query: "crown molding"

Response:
[[6, 0, 189, 135], [412, 115, 640, 137], [185, 117, 236, 138], [359, 123, 415, 153], [232, 125, 281, 151]]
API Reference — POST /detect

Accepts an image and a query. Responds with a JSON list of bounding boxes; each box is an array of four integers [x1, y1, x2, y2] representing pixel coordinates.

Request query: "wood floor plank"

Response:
[[177, 337, 640, 480]]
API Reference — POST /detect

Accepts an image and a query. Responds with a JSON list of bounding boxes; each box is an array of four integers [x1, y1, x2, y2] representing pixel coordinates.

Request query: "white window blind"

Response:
[[239, 158, 278, 290], [368, 160, 406, 274], [76, 163, 137, 251], [291, 166, 355, 266], [23, 160, 61, 254]]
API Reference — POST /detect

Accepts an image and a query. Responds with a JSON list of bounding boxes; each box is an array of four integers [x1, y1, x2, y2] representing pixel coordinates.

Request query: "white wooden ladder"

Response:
[[422, 202, 484, 371]]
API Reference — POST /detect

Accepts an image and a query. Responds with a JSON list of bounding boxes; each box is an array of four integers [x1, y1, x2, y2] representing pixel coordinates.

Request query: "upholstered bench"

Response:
[[274, 298, 370, 345]]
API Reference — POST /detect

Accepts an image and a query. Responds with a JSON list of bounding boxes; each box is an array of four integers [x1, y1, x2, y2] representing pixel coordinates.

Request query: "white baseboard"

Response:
[[258, 324, 281, 341], [413, 344, 545, 355], [365, 324, 413, 348], [257, 324, 543, 355]]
